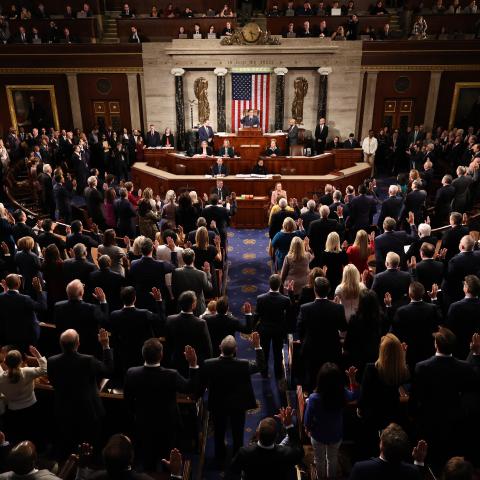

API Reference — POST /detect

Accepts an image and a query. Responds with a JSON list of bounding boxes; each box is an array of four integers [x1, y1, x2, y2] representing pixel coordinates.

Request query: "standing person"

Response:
[[271, 217, 306, 272], [314, 118, 329, 154], [114, 187, 137, 238], [362, 130, 378, 176], [280, 236, 314, 296], [47, 328, 113, 458], [317, 232, 349, 294], [254, 274, 291, 382], [286, 118, 299, 155], [201, 332, 265, 463], [304, 363, 359, 480], [334, 264, 366, 322], [346, 229, 375, 274]]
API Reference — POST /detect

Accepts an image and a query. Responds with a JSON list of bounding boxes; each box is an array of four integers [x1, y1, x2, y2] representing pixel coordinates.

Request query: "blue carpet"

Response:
[[203, 228, 286, 478]]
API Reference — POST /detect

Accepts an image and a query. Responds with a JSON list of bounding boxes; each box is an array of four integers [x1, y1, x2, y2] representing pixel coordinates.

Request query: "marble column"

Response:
[[361, 71, 378, 140], [424, 71, 442, 131], [171, 68, 186, 150], [127, 73, 141, 130], [317, 67, 332, 122], [66, 73, 83, 130], [214, 67, 228, 132], [273, 67, 288, 131]]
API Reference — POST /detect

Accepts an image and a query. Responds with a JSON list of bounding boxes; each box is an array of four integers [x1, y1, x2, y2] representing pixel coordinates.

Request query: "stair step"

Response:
[[101, 38, 121, 43]]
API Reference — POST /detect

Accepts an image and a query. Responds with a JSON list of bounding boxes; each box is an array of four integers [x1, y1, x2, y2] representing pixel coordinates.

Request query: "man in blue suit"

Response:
[[241, 109, 260, 127], [198, 119, 215, 147]]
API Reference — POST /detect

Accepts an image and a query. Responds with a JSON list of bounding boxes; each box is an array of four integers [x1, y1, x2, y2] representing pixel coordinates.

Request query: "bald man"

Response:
[[200, 332, 265, 462], [0, 274, 45, 352], [54, 279, 109, 356], [47, 328, 113, 458]]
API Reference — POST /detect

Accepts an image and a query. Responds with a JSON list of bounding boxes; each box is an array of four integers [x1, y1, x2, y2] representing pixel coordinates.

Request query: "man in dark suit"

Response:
[[409, 242, 444, 293], [208, 180, 230, 204], [204, 296, 252, 357], [442, 234, 480, 307], [54, 279, 108, 356], [124, 338, 198, 471], [346, 184, 377, 235], [314, 118, 328, 154], [297, 277, 347, 389], [210, 157, 229, 177], [165, 290, 212, 375], [408, 125, 426, 145], [66, 220, 100, 260], [286, 118, 299, 153], [440, 212, 469, 262], [410, 328, 477, 470], [202, 194, 230, 246], [109, 286, 164, 377], [343, 132, 359, 149], [128, 25, 142, 43], [187, 217, 217, 245], [241, 109, 260, 128], [217, 139, 235, 158], [405, 222, 437, 262], [172, 249, 213, 317], [446, 274, 480, 359], [114, 187, 137, 238], [391, 282, 441, 370], [300, 200, 320, 232], [84, 176, 105, 229], [37, 218, 67, 258], [0, 274, 45, 352], [198, 120, 214, 147], [308, 205, 344, 262], [434, 175, 455, 227], [71, 145, 88, 192], [63, 243, 98, 285], [377, 185, 404, 230], [53, 173, 74, 224], [349, 423, 426, 480], [145, 124, 161, 147], [38, 164, 55, 218], [129, 238, 173, 312], [201, 332, 265, 462], [230, 406, 304, 479], [374, 215, 417, 273], [254, 275, 291, 381], [403, 180, 427, 224], [452, 166, 473, 213], [372, 252, 411, 307], [11, 210, 37, 244], [269, 198, 298, 240], [14, 26, 30, 44]]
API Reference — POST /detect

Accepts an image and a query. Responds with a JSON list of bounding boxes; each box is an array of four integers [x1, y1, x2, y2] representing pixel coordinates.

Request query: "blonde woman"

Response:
[[0, 347, 47, 444], [271, 217, 306, 271], [335, 264, 366, 322], [189, 190, 203, 216], [347, 229, 375, 273], [280, 236, 314, 295], [358, 333, 410, 432], [317, 231, 348, 294], [161, 189, 177, 228], [270, 182, 287, 206], [127, 235, 146, 262]]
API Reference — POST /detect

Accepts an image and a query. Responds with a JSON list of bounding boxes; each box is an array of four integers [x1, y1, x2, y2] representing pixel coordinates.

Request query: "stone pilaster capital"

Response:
[[274, 67, 288, 76], [170, 68, 186, 76], [213, 67, 228, 77], [317, 67, 332, 76]]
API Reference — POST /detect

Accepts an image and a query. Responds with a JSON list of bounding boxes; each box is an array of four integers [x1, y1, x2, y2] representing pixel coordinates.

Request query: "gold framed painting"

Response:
[[449, 82, 480, 130], [5, 85, 60, 132]]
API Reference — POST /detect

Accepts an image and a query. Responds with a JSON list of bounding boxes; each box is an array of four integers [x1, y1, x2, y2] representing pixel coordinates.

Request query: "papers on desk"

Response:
[[145, 147, 175, 150], [235, 174, 273, 178], [204, 174, 213, 178]]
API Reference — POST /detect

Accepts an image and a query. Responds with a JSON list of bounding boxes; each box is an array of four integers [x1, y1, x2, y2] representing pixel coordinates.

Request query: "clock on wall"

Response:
[[241, 22, 262, 43]]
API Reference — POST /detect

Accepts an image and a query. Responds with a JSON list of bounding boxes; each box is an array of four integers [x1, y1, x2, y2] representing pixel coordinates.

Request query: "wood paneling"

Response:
[[421, 13, 480, 35], [77, 73, 132, 131], [372, 71, 430, 131], [0, 74, 72, 136], [434, 70, 479, 129]]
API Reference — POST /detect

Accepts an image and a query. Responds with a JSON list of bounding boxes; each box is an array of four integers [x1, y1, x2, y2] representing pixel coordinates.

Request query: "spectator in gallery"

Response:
[[298, 1, 315, 15], [344, 133, 360, 148], [328, 0, 341, 14], [0, 17, 10, 44], [285, 0, 296, 15], [15, 26, 30, 44], [218, 139, 235, 158], [316, 1, 327, 15], [61, 27, 78, 44], [318, 20, 330, 37], [284, 22, 296, 36], [222, 21, 234, 36], [411, 16, 427, 39], [182, 7, 195, 17], [161, 127, 175, 147], [64, 5, 74, 18], [267, 4, 281, 16], [178, 26, 186, 37], [8, 4, 18, 20], [332, 25, 347, 40], [379, 22, 393, 39], [252, 158, 268, 175], [164, 3, 177, 18], [208, 25, 217, 37], [369, 0, 388, 14], [266, 138, 281, 157], [346, 14, 360, 39], [150, 5, 159, 17], [219, 4, 234, 17], [120, 3, 135, 17], [447, 0, 462, 13], [20, 7, 32, 20], [193, 23, 202, 36], [78, 2, 93, 18], [363, 25, 377, 39], [128, 25, 141, 43], [464, 0, 477, 13], [300, 20, 315, 37], [35, 3, 50, 18], [432, 0, 446, 13], [342, 0, 356, 15]]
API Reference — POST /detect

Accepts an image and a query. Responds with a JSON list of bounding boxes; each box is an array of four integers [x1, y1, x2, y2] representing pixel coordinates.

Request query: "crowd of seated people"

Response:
[[119, 2, 235, 18], [1, 118, 480, 479], [267, 0, 391, 15]]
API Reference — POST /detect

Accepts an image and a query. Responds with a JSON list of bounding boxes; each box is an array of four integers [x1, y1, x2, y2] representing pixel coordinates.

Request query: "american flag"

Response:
[[231, 73, 270, 132]]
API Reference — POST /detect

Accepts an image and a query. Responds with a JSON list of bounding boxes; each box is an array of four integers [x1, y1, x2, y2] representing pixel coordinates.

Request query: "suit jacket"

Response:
[[255, 291, 291, 335], [202, 205, 230, 238], [297, 299, 347, 365], [371, 268, 411, 306], [129, 256, 173, 311], [63, 258, 97, 285], [411, 258, 444, 292], [391, 301, 441, 369], [0, 470, 61, 480], [287, 124, 299, 146], [377, 197, 403, 230], [441, 225, 469, 262], [218, 146, 234, 158], [314, 124, 329, 147], [300, 210, 320, 232], [114, 197, 137, 237], [88, 268, 126, 312], [343, 138, 360, 149], [452, 175, 473, 212], [349, 457, 423, 480], [161, 134, 175, 147], [54, 299, 108, 356], [442, 251, 480, 305], [446, 297, 480, 359], [405, 235, 437, 262], [347, 194, 377, 231], [47, 349, 113, 423], [165, 312, 212, 375], [201, 349, 265, 412], [269, 208, 298, 240], [145, 131, 161, 147], [84, 186, 105, 225], [53, 182, 73, 219], [198, 125, 214, 143], [307, 217, 344, 260], [230, 424, 304, 480], [11, 222, 36, 243], [374, 227, 417, 272], [211, 163, 229, 176], [0, 290, 45, 350], [37, 231, 67, 256], [204, 313, 252, 357], [110, 305, 164, 375], [434, 185, 455, 225], [66, 232, 99, 259], [124, 364, 198, 431], [241, 116, 260, 127], [172, 265, 212, 316], [403, 189, 427, 224]]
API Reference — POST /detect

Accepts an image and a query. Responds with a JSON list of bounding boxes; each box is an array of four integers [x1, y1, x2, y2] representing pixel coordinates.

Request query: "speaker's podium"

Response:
[[237, 126, 263, 137]]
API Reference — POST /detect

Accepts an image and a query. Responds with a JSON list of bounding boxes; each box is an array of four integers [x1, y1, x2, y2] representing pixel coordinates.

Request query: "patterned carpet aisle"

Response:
[[203, 228, 286, 479]]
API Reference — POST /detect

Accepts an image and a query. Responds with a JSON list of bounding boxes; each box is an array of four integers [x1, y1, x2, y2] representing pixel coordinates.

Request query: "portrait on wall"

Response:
[[449, 82, 480, 130], [6, 85, 60, 132]]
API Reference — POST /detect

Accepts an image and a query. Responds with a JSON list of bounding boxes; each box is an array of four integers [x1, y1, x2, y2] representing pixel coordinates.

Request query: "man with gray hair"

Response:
[[54, 279, 108, 356], [404, 179, 427, 224], [269, 197, 297, 240], [38, 162, 55, 218], [452, 165, 473, 213], [300, 199, 320, 231], [405, 222, 437, 262], [377, 185, 404, 230], [308, 203, 344, 261], [84, 175, 105, 229], [63, 242, 98, 285], [200, 331, 265, 463], [187, 216, 218, 245]]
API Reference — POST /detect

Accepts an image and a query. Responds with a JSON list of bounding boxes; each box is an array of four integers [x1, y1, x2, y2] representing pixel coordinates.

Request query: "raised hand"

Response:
[[166, 236, 176, 251], [361, 269, 370, 285], [202, 261, 210, 274], [412, 439, 428, 463], [0, 242, 9, 255], [408, 211, 415, 225], [427, 283, 438, 300], [243, 301, 252, 314], [93, 287, 106, 303], [384, 292, 392, 307], [32, 277, 42, 292], [151, 287, 162, 302], [0, 279, 6, 292], [28, 346, 42, 359], [470, 333, 480, 355], [337, 205, 343, 217], [184, 345, 197, 368], [274, 406, 295, 426], [98, 328, 109, 349], [345, 366, 358, 383], [407, 256, 416, 269], [162, 448, 182, 476], [250, 331, 261, 349]]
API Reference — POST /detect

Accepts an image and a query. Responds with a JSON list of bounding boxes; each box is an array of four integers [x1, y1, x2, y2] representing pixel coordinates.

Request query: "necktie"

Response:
[[218, 188, 222, 199], [166, 137, 170, 147], [170, 251, 178, 267]]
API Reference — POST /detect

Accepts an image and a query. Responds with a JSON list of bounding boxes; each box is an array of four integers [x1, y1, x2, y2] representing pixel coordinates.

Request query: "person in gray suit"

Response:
[[172, 248, 213, 317], [286, 118, 299, 155]]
